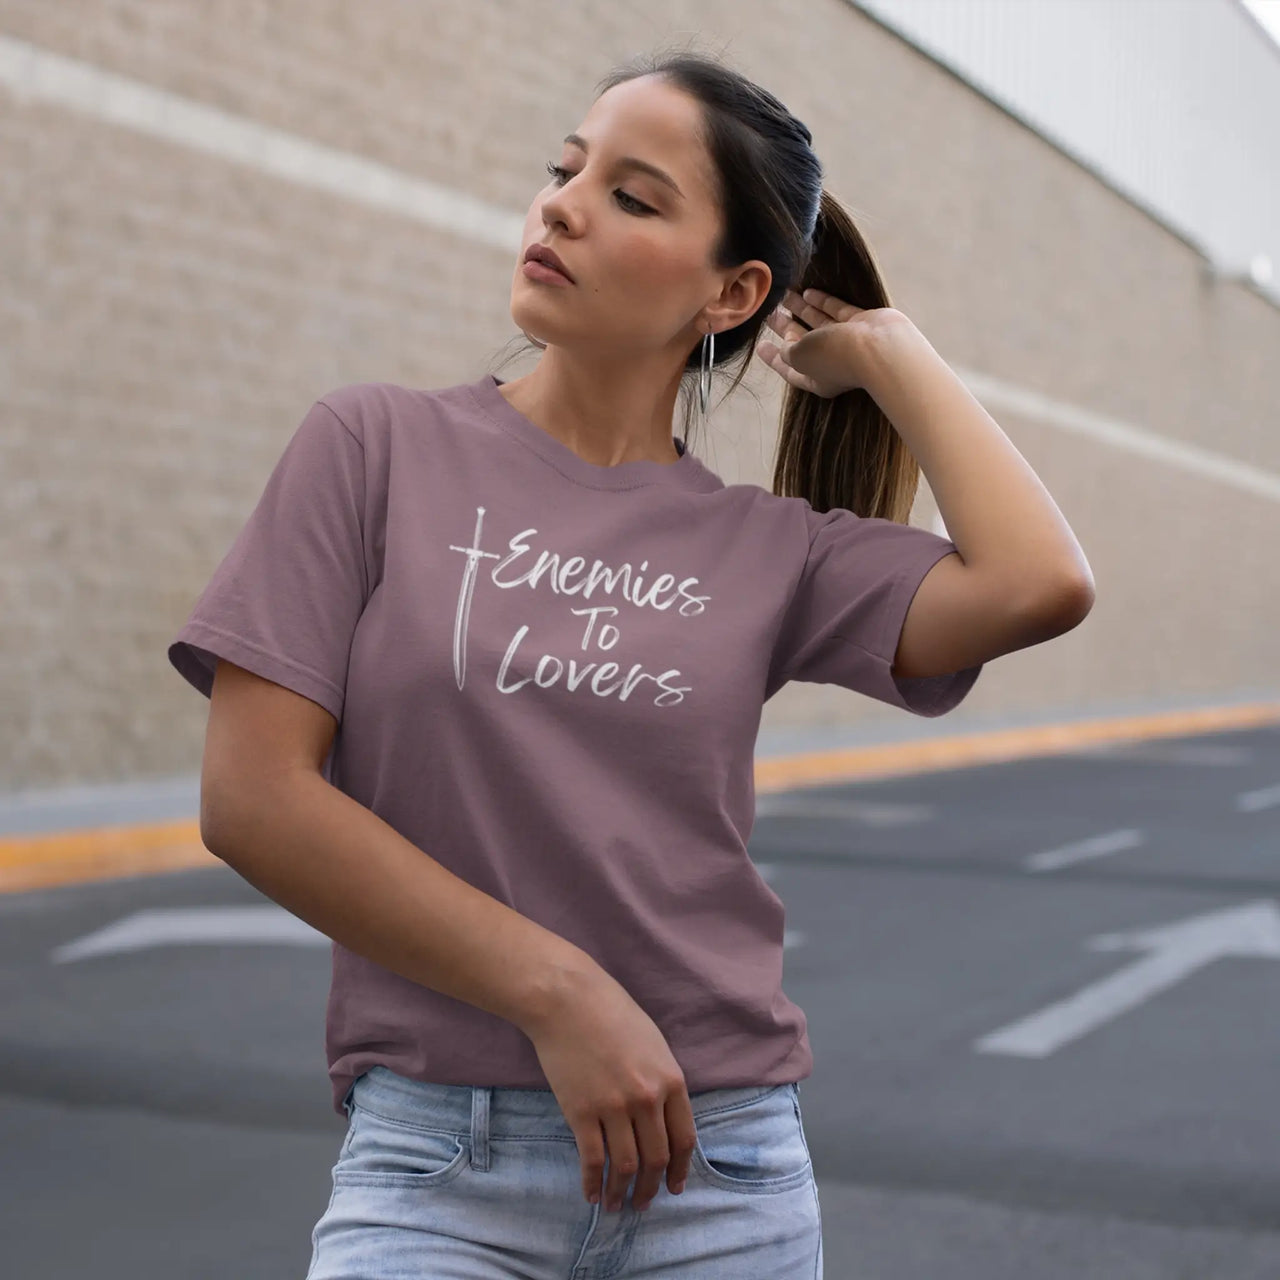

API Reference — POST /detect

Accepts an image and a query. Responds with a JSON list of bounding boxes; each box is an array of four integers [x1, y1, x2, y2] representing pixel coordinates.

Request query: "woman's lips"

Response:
[[522, 259, 574, 285]]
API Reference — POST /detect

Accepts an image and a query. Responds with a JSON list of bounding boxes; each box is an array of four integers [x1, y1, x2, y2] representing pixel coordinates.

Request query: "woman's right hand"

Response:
[[523, 963, 697, 1212]]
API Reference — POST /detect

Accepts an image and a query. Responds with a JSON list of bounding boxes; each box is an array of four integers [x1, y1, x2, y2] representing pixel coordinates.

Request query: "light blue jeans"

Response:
[[306, 1064, 824, 1278]]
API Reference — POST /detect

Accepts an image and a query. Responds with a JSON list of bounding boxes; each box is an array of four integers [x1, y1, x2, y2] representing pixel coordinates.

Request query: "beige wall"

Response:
[[3, 0, 1276, 793]]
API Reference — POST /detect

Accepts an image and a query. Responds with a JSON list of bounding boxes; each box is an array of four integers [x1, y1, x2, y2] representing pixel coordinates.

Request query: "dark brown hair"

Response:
[[502, 43, 921, 524]]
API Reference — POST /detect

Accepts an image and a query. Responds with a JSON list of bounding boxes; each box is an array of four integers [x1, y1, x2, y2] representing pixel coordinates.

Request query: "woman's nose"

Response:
[[540, 188, 583, 235]]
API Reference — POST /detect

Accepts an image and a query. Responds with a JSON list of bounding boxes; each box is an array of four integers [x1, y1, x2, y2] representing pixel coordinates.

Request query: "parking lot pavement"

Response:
[[2, 719, 1279, 1277], [811, 1179, 1280, 1280]]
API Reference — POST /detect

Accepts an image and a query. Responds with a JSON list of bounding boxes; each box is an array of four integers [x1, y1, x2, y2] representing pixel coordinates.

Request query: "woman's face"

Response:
[[512, 75, 762, 359]]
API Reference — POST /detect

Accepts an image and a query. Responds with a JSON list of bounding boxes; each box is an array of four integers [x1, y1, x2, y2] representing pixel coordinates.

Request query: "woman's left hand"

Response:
[[755, 287, 906, 399]]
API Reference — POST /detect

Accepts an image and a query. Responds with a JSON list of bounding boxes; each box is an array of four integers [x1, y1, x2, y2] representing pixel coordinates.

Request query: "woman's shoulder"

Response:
[[718, 479, 822, 527], [706, 481, 826, 571], [312, 378, 478, 435], [309, 377, 485, 448]]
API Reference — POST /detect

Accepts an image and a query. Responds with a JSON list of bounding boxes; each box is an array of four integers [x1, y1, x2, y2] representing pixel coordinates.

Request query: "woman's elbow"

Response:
[[1027, 569, 1096, 634]]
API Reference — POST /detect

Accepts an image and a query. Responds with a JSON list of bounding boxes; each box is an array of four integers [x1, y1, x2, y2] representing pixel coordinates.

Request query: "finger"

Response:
[[756, 333, 795, 368], [757, 338, 823, 396], [785, 291, 835, 330], [802, 286, 862, 322], [754, 338, 787, 374], [764, 305, 808, 341], [798, 287, 838, 315], [762, 307, 789, 339], [784, 289, 825, 321], [761, 341, 824, 395], [665, 1091, 697, 1195], [784, 312, 813, 340], [578, 1120, 607, 1205], [602, 1112, 639, 1211], [629, 1102, 670, 1211]]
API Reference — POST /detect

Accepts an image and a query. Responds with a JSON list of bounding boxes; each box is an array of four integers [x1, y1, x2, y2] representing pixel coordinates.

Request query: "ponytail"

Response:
[[771, 189, 921, 524]]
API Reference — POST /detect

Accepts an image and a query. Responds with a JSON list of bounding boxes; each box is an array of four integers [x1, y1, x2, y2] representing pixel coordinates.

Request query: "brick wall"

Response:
[[2, 0, 1275, 791]]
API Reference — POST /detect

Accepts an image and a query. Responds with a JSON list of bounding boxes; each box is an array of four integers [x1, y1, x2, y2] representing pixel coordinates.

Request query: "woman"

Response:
[[168, 47, 1093, 1279]]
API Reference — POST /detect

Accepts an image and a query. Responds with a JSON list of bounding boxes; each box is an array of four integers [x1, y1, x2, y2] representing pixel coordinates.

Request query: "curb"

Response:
[[3, 699, 1279, 896]]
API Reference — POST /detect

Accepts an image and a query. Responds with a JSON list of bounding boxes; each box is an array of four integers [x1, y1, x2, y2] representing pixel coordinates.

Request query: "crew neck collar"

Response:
[[468, 372, 714, 493]]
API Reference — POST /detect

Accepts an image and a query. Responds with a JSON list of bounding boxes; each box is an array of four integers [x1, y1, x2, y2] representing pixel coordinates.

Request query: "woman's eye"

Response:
[[543, 161, 653, 214]]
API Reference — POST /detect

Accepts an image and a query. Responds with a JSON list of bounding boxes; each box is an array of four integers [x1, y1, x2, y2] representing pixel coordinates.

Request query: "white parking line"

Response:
[[1237, 783, 1280, 812], [50, 906, 326, 962], [1024, 827, 1146, 873], [750, 865, 802, 947], [755, 796, 933, 827], [49, 903, 811, 960]]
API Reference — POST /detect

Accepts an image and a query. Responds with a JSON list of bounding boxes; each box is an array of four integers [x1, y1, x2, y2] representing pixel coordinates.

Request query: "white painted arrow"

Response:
[[974, 899, 1280, 1058], [51, 906, 806, 966], [50, 906, 329, 963]]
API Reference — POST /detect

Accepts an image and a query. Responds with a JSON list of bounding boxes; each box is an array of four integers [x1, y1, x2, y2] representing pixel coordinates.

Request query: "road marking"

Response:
[[1237, 783, 1280, 813], [0, 822, 219, 895], [754, 796, 932, 826], [752, 865, 805, 948], [753, 702, 1280, 795], [5, 701, 1279, 895], [974, 899, 1280, 1057], [3, 36, 1280, 892], [1023, 827, 1146, 873], [50, 906, 327, 962], [49, 905, 807, 963]]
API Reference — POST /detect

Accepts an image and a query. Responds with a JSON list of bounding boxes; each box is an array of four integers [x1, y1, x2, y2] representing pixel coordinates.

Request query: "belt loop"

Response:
[[470, 1085, 492, 1171]]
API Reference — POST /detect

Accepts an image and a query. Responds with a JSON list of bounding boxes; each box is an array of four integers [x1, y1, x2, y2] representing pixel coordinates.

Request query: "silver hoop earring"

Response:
[[698, 329, 715, 419], [521, 329, 547, 350]]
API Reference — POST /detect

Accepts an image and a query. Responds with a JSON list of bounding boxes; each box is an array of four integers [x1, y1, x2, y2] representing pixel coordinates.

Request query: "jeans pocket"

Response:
[[332, 1101, 472, 1189], [689, 1084, 813, 1194]]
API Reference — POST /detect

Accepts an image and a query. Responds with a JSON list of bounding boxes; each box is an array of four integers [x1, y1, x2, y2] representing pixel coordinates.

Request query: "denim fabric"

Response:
[[306, 1065, 823, 1278]]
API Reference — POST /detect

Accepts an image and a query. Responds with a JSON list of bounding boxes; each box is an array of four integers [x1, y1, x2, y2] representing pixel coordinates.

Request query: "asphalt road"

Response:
[[3, 721, 1279, 1278]]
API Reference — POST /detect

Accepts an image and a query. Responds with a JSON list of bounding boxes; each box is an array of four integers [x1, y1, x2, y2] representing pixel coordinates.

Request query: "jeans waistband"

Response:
[[346, 1065, 799, 1143]]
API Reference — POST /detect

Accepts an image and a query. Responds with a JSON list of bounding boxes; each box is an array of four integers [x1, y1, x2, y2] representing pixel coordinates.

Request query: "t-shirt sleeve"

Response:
[[768, 504, 983, 716], [166, 397, 369, 723]]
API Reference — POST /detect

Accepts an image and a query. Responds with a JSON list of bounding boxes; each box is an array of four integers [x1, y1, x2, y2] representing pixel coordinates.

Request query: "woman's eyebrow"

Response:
[[562, 133, 685, 200]]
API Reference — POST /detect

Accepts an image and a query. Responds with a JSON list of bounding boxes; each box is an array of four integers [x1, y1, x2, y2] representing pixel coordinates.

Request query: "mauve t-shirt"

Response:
[[168, 372, 983, 1117]]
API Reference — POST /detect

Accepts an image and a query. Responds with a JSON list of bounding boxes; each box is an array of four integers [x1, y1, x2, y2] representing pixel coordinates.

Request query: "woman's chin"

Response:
[[511, 311, 569, 347]]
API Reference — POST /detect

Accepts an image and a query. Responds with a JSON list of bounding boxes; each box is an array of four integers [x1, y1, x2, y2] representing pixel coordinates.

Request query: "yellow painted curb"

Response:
[[755, 700, 1280, 791], [3, 700, 1278, 896], [0, 820, 219, 894]]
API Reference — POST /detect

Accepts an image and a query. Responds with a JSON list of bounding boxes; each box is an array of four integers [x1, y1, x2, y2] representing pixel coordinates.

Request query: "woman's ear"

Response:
[[716, 260, 772, 329]]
